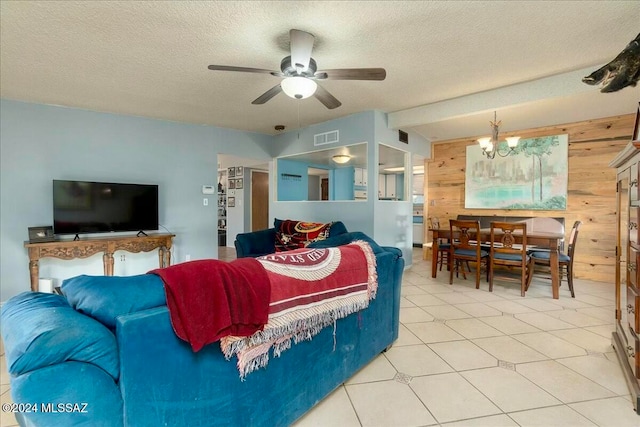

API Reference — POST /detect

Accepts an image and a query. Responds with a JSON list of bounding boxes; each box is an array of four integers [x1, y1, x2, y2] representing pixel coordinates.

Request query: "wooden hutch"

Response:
[[610, 104, 640, 414]]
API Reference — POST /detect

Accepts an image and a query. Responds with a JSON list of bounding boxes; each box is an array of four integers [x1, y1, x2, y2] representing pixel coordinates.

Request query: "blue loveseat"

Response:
[[234, 219, 348, 258], [1, 231, 403, 427]]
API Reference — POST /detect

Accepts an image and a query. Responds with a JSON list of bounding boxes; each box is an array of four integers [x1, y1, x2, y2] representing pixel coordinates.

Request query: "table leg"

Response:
[[549, 248, 560, 299], [165, 247, 171, 267], [29, 260, 39, 292], [104, 252, 114, 276], [158, 248, 164, 268], [431, 238, 439, 278]]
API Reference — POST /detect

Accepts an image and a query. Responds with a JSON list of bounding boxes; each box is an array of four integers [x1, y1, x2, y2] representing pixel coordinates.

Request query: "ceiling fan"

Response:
[[207, 29, 386, 110]]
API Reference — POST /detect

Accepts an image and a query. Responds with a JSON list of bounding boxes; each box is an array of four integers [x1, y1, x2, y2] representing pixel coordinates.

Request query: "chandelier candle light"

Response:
[[477, 111, 521, 159]]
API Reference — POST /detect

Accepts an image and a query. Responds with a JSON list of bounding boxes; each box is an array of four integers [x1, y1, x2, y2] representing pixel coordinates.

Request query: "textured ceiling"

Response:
[[1, 1, 639, 142]]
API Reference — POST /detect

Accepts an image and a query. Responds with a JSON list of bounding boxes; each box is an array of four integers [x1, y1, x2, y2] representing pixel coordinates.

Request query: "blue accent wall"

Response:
[[333, 167, 355, 200], [0, 100, 272, 301], [276, 159, 309, 201]]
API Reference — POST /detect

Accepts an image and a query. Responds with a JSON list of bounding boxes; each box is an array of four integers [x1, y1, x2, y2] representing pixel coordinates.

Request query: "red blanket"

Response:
[[221, 241, 377, 379], [150, 258, 270, 352]]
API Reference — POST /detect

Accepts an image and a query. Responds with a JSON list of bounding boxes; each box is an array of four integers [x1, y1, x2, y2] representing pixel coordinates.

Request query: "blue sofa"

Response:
[[1, 231, 403, 427], [234, 219, 349, 258]]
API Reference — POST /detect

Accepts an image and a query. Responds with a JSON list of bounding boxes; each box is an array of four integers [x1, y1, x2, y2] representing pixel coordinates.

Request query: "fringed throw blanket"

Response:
[[150, 258, 270, 352], [221, 240, 377, 379]]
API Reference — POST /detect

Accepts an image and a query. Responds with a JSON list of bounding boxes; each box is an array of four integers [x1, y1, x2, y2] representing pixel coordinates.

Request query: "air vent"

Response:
[[399, 130, 408, 144], [314, 130, 339, 146]]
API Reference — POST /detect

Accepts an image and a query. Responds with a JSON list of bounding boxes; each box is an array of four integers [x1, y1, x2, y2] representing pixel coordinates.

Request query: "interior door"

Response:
[[321, 178, 329, 200], [251, 171, 269, 231]]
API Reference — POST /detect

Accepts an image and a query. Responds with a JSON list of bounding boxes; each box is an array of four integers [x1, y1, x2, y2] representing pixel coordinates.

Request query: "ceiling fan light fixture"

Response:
[[332, 154, 351, 164], [281, 76, 317, 99]]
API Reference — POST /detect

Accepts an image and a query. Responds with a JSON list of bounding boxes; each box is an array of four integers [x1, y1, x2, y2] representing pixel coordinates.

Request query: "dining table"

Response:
[[430, 227, 565, 299]]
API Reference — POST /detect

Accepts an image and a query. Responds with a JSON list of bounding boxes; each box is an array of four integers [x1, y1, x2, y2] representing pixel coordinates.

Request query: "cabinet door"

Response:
[[631, 162, 639, 202], [628, 328, 640, 379], [386, 174, 396, 198], [378, 174, 386, 198], [619, 173, 630, 323], [361, 168, 367, 186], [631, 207, 639, 248], [628, 281, 640, 336], [353, 168, 362, 186]]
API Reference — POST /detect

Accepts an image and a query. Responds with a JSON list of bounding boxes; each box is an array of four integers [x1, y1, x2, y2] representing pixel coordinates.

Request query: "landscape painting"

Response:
[[465, 134, 568, 210]]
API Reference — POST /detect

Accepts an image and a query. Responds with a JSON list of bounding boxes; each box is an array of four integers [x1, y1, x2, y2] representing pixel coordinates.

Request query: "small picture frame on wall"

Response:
[[228, 197, 235, 207], [235, 166, 243, 176], [228, 167, 235, 178], [235, 178, 243, 189], [228, 179, 235, 189]]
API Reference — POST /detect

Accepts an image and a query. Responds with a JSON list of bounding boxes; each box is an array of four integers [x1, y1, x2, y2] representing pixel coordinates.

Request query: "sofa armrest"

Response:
[[1, 292, 119, 379], [234, 228, 276, 258], [1, 292, 123, 426], [11, 362, 123, 427]]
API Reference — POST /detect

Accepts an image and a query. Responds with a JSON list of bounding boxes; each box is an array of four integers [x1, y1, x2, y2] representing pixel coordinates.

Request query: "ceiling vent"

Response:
[[314, 130, 339, 146]]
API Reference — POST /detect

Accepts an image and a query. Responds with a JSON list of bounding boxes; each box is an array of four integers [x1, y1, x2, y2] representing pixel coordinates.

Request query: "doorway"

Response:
[[321, 178, 329, 200], [251, 170, 269, 231]]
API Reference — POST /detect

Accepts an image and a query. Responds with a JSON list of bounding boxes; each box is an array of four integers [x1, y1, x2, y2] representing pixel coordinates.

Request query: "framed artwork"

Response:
[[235, 166, 243, 176], [228, 179, 235, 189], [633, 101, 640, 142], [235, 178, 243, 189], [228, 197, 235, 207], [228, 167, 235, 178], [465, 134, 569, 210], [28, 226, 55, 242]]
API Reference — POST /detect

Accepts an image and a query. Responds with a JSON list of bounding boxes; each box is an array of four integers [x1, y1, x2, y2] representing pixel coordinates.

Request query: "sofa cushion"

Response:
[[0, 292, 119, 379], [274, 219, 334, 252], [61, 274, 166, 328]]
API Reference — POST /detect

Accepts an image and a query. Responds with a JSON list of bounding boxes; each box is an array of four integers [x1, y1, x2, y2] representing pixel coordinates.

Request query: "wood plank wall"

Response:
[[426, 114, 636, 283]]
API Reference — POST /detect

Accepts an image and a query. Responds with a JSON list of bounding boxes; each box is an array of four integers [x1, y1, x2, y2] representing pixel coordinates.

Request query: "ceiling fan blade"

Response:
[[316, 68, 387, 81], [290, 29, 315, 71], [314, 84, 342, 109], [208, 65, 276, 74], [251, 84, 282, 105]]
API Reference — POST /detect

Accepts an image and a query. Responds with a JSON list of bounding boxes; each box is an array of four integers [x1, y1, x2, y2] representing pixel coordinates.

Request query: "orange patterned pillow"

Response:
[[275, 220, 332, 252]]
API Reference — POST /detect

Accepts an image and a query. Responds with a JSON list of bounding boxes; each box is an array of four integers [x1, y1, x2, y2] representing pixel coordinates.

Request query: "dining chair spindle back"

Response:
[[489, 221, 534, 297]]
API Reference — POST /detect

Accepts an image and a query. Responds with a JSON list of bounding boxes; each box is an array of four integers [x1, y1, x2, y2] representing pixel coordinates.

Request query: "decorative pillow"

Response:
[[275, 219, 333, 252]]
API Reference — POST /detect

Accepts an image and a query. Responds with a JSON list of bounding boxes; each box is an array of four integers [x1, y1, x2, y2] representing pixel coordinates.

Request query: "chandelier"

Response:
[[477, 111, 521, 159]]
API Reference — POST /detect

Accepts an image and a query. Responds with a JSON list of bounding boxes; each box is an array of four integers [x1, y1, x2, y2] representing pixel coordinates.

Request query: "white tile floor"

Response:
[[294, 249, 639, 427], [1, 248, 639, 426]]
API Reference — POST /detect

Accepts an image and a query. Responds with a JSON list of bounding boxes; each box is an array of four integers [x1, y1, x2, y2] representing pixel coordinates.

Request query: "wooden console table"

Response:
[[24, 233, 175, 291]]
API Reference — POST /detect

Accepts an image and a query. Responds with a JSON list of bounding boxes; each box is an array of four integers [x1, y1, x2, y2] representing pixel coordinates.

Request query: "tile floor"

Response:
[[1, 248, 639, 426]]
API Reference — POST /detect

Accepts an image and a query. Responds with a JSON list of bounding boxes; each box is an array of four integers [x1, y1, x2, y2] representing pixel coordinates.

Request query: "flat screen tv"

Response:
[[53, 180, 159, 236]]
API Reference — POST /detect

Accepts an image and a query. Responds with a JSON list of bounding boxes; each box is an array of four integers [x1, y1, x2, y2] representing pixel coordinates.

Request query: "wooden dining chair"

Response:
[[449, 219, 489, 288], [489, 221, 534, 297], [428, 217, 450, 271], [529, 220, 582, 298]]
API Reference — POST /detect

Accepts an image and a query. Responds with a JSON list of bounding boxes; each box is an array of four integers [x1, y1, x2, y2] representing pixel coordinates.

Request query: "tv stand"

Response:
[[24, 233, 175, 292], [137, 230, 148, 237], [73, 234, 80, 241]]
